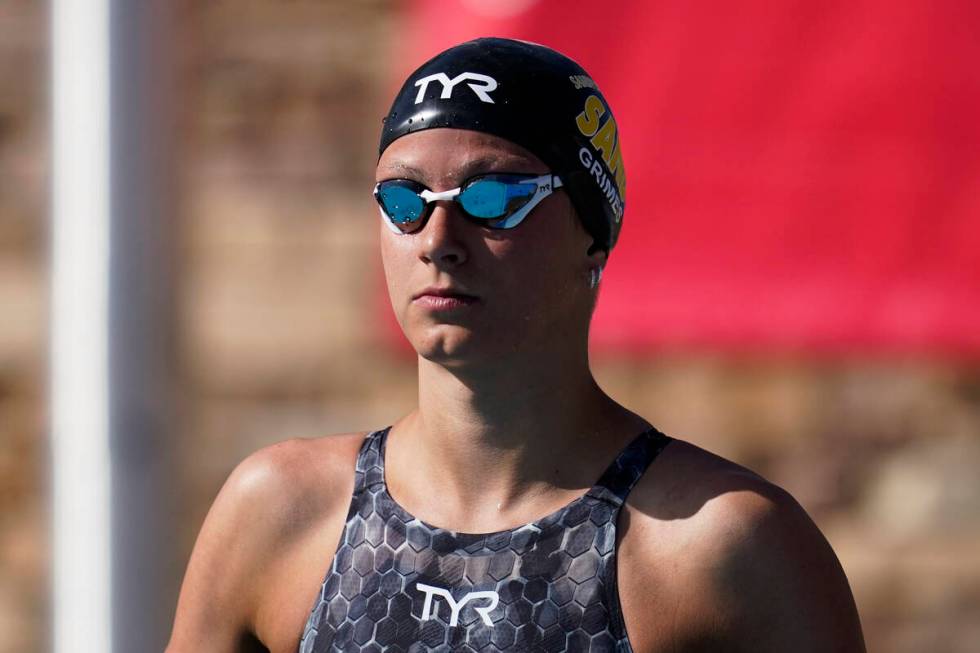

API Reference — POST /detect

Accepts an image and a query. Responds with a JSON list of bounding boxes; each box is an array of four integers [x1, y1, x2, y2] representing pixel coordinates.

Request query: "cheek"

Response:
[[379, 231, 412, 298], [494, 244, 579, 311], [502, 215, 587, 288]]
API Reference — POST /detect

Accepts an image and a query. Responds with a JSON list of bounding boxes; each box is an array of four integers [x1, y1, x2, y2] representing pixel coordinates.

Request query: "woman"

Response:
[[168, 38, 865, 652]]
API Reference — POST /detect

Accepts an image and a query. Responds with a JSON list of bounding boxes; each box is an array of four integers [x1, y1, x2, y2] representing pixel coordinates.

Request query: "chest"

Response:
[[297, 487, 632, 652]]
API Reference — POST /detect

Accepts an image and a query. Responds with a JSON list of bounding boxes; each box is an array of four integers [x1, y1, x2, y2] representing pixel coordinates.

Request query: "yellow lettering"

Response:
[[589, 116, 618, 166], [614, 166, 626, 200], [606, 142, 626, 199], [575, 95, 605, 137]]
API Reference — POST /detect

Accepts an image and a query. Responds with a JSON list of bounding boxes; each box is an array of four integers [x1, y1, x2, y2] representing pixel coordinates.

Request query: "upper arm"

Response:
[[707, 486, 866, 653], [166, 448, 284, 652], [166, 437, 355, 653], [618, 441, 865, 653]]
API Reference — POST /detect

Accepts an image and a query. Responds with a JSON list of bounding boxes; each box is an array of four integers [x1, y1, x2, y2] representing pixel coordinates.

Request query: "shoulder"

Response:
[[624, 438, 796, 541], [167, 431, 369, 652], [220, 432, 366, 530], [618, 439, 865, 652], [195, 432, 367, 563]]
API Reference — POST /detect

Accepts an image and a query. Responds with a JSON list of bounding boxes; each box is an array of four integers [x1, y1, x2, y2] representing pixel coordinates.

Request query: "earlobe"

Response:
[[586, 242, 608, 267], [585, 241, 607, 289], [588, 267, 603, 290]]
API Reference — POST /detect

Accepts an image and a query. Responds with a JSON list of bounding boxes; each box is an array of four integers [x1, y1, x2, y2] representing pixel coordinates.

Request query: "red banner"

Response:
[[392, 0, 980, 356]]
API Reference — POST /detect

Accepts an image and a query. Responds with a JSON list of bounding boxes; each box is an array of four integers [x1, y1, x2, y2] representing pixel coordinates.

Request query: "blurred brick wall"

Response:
[[173, 0, 412, 568], [1, 1, 978, 651], [0, 1, 47, 651]]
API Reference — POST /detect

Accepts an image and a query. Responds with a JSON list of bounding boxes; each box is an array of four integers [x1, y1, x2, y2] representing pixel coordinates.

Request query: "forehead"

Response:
[[376, 128, 548, 186]]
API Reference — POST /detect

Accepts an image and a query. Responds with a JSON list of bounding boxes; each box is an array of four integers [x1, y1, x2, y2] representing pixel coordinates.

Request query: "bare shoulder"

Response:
[[618, 439, 865, 653], [196, 432, 366, 562], [225, 432, 365, 528], [167, 431, 368, 653]]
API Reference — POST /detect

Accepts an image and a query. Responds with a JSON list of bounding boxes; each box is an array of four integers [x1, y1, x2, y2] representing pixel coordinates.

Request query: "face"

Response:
[[377, 128, 605, 370]]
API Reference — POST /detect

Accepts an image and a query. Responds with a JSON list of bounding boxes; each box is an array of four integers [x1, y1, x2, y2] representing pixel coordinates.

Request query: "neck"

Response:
[[418, 348, 599, 449], [385, 347, 647, 531]]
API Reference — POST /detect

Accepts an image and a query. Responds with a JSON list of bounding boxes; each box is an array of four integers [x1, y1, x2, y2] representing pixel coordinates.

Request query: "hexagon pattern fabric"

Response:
[[299, 427, 671, 652]]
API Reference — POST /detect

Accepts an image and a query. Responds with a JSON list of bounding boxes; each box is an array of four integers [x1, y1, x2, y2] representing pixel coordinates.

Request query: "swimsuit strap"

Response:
[[587, 427, 673, 506], [351, 427, 390, 494], [356, 425, 671, 506]]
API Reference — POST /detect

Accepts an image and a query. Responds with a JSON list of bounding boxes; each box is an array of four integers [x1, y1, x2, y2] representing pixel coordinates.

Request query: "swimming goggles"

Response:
[[373, 173, 563, 234]]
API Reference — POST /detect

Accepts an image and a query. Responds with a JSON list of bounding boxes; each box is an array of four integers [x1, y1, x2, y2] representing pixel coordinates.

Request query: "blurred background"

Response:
[[3, 0, 980, 651]]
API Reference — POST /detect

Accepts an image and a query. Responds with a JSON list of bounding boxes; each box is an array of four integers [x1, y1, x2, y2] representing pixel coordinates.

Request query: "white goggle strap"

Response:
[[489, 174, 563, 229]]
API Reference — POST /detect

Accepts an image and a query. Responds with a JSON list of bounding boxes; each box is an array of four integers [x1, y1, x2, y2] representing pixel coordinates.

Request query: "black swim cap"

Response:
[[379, 37, 626, 252]]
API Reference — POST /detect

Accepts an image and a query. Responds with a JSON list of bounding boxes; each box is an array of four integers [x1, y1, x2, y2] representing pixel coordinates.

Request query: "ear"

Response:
[[585, 242, 608, 270]]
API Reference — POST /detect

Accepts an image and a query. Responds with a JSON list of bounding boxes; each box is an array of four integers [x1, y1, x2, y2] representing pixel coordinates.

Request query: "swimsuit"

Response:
[[299, 426, 671, 652]]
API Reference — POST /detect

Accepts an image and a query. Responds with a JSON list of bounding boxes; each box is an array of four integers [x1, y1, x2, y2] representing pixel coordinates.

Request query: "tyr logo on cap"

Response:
[[413, 72, 498, 104]]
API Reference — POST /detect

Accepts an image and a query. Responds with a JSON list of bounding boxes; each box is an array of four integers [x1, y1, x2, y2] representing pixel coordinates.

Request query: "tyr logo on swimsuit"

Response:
[[413, 72, 498, 104], [415, 582, 500, 627]]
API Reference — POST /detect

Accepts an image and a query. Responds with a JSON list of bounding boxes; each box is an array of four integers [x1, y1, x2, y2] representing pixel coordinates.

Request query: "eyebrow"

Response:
[[379, 156, 543, 185], [456, 156, 541, 177], [382, 162, 427, 179]]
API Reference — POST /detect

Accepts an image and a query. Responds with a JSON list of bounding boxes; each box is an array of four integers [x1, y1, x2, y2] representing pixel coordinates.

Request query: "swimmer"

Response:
[[167, 37, 865, 652]]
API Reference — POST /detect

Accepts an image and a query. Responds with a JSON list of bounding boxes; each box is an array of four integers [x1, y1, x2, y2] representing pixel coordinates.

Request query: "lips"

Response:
[[412, 286, 479, 309]]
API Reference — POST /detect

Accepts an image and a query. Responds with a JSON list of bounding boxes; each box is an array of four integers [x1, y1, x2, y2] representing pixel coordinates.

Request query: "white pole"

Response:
[[50, 0, 113, 651], [51, 1, 174, 650]]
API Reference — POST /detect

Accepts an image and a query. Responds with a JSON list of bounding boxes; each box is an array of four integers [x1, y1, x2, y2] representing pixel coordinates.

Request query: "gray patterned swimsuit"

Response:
[[299, 426, 671, 652]]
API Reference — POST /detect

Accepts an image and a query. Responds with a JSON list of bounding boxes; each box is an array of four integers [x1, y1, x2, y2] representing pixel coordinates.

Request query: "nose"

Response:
[[418, 203, 468, 268]]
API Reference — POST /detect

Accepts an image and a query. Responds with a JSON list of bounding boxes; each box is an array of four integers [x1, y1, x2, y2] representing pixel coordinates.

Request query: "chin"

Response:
[[409, 325, 502, 369], [412, 328, 473, 363]]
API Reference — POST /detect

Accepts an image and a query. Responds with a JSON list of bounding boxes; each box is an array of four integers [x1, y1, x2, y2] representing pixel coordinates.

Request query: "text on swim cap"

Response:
[[413, 72, 498, 104], [568, 75, 598, 91], [575, 94, 626, 219], [575, 95, 626, 200], [579, 147, 623, 222]]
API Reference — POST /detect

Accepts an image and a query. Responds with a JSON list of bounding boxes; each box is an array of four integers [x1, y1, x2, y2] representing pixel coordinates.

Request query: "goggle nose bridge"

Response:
[[419, 187, 463, 203]]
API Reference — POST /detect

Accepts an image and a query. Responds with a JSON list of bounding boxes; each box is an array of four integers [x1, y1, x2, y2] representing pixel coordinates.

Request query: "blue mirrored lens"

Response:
[[378, 185, 424, 224], [460, 179, 535, 218]]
